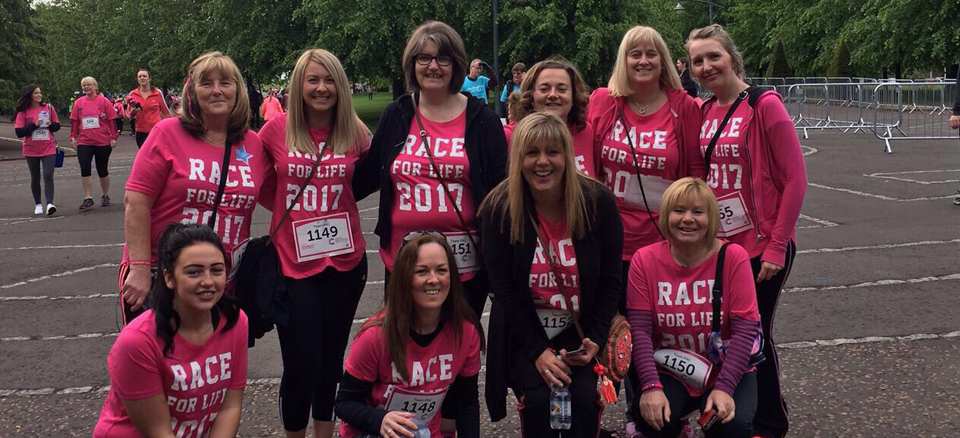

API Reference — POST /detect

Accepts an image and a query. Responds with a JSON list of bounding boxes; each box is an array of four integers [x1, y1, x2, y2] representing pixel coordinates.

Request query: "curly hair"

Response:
[[511, 57, 589, 131]]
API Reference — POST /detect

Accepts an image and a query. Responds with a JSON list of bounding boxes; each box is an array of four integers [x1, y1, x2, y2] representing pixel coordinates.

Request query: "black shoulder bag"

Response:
[[207, 141, 233, 228], [615, 105, 666, 240], [707, 242, 765, 367], [702, 90, 748, 181], [236, 143, 324, 347]]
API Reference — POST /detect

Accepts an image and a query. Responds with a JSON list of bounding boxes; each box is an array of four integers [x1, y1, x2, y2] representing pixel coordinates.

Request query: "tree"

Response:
[[0, 0, 45, 113], [827, 39, 854, 78], [766, 39, 791, 77]]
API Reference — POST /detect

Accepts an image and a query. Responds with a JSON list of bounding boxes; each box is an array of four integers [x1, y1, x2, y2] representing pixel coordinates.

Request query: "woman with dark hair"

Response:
[[93, 223, 248, 438], [126, 68, 172, 148], [120, 51, 268, 325], [506, 57, 596, 177], [355, 19, 507, 320], [334, 233, 484, 438], [676, 56, 700, 99], [480, 113, 623, 436], [257, 48, 371, 438], [13, 84, 61, 216], [498, 62, 526, 117], [687, 24, 807, 438], [627, 177, 761, 438]]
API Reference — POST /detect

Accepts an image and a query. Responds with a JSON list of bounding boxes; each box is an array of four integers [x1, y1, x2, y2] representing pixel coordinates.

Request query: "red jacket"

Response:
[[700, 89, 807, 264], [126, 87, 171, 134], [587, 86, 705, 182]]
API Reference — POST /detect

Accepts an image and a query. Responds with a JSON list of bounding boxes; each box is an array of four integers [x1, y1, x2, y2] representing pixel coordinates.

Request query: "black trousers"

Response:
[[634, 372, 758, 438], [135, 132, 148, 148], [77, 144, 112, 178], [26, 154, 55, 205], [514, 350, 603, 438], [277, 256, 368, 431], [751, 241, 796, 438]]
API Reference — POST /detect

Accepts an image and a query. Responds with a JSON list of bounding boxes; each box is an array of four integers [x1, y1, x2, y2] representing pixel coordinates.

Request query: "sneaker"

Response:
[[46, 203, 57, 216], [101, 195, 111, 207], [34, 204, 43, 215], [79, 197, 95, 210]]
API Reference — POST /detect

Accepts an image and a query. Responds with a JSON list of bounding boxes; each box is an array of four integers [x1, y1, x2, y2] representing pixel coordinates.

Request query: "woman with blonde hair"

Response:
[[687, 24, 807, 438], [480, 112, 622, 435], [120, 51, 268, 324], [70, 76, 118, 210], [256, 48, 371, 438], [505, 57, 597, 177], [626, 177, 761, 438]]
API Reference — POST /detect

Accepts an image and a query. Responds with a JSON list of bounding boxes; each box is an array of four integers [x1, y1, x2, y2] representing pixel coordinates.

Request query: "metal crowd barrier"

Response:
[[872, 82, 958, 153]]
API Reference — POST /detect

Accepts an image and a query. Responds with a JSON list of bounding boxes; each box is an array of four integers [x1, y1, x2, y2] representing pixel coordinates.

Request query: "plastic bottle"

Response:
[[549, 356, 572, 430], [403, 417, 431, 438]]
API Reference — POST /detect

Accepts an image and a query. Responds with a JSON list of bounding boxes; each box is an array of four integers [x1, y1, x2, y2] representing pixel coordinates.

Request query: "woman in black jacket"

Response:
[[480, 112, 623, 437]]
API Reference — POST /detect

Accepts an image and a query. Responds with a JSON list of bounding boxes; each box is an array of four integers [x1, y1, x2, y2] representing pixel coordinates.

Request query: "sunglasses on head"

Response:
[[402, 230, 446, 244]]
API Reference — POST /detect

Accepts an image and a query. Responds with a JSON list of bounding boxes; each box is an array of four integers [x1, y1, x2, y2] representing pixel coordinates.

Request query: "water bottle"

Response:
[[38, 109, 49, 128], [403, 417, 430, 438], [549, 359, 572, 430]]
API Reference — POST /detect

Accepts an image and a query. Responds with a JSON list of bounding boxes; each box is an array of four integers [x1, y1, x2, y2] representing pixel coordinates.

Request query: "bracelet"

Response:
[[641, 382, 663, 392], [128, 260, 152, 266]]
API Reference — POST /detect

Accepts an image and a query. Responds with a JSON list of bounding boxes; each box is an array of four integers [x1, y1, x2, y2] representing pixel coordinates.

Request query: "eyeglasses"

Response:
[[402, 230, 446, 243], [415, 54, 453, 67]]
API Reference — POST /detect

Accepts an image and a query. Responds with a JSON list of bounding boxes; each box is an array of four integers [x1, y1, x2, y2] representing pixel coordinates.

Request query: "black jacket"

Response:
[[680, 68, 699, 98], [480, 177, 623, 420], [354, 93, 508, 250]]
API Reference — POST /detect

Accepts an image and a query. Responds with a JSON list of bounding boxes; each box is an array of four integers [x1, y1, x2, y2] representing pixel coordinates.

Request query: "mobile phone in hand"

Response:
[[565, 347, 587, 356], [697, 409, 718, 430]]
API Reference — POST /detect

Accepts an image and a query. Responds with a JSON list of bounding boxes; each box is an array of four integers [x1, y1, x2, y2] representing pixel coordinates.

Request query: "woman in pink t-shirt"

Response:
[[121, 52, 266, 326], [70, 76, 118, 210], [335, 233, 484, 438], [13, 84, 61, 216], [687, 25, 807, 438], [504, 57, 598, 177], [626, 177, 761, 438], [257, 48, 371, 438], [480, 113, 623, 436], [94, 223, 248, 438]]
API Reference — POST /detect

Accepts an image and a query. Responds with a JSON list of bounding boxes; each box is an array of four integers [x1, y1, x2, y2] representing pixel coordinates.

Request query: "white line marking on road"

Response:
[[864, 169, 960, 185], [0, 216, 65, 227], [5, 330, 957, 398], [0, 293, 117, 301], [795, 214, 839, 229], [0, 263, 118, 289], [801, 145, 818, 156], [0, 217, 36, 221], [785, 273, 960, 293], [358, 206, 379, 213], [0, 243, 123, 251], [798, 238, 960, 254], [0, 332, 118, 342], [808, 182, 954, 201]]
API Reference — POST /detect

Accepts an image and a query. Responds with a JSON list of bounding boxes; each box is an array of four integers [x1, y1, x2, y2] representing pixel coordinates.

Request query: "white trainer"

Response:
[[34, 204, 43, 215], [46, 203, 57, 216]]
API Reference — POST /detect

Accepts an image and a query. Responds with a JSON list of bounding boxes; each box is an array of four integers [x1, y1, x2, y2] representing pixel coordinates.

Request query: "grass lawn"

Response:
[[352, 92, 393, 131]]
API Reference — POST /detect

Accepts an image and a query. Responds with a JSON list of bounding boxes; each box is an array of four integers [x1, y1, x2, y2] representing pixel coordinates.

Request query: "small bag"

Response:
[[235, 143, 323, 347], [54, 147, 64, 168], [705, 243, 765, 368]]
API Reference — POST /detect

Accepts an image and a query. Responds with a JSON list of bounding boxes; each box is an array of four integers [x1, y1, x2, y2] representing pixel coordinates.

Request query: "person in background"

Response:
[[460, 58, 499, 104], [498, 62, 526, 117], [260, 87, 285, 122], [70, 76, 118, 210], [113, 97, 126, 135], [949, 50, 960, 205], [13, 84, 61, 216], [126, 68, 173, 148], [677, 56, 699, 99]]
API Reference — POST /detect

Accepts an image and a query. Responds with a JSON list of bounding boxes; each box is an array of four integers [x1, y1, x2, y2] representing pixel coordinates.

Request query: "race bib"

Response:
[[385, 386, 447, 424], [82, 116, 100, 129], [536, 308, 574, 339], [292, 212, 354, 262], [623, 174, 672, 211], [31, 129, 50, 141], [716, 191, 753, 237], [446, 231, 479, 272], [229, 239, 249, 281], [653, 348, 713, 395]]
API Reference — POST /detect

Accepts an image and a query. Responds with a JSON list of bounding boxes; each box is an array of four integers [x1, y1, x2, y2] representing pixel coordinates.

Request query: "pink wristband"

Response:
[[128, 260, 151, 266]]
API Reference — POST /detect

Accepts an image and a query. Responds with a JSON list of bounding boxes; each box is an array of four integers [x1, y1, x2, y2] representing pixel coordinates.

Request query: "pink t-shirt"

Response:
[[503, 120, 597, 177], [92, 310, 248, 438], [261, 95, 284, 121], [700, 103, 758, 251], [626, 241, 759, 356], [14, 104, 59, 157], [124, 118, 268, 281], [383, 110, 479, 281], [340, 319, 483, 438], [529, 214, 582, 339], [258, 115, 368, 279], [597, 104, 680, 259], [70, 94, 118, 146]]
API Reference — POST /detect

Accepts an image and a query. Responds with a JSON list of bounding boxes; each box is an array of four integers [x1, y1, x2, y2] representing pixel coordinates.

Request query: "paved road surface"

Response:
[[1, 122, 958, 437]]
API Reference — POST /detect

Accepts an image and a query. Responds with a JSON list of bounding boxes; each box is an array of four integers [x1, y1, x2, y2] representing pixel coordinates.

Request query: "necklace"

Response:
[[629, 91, 663, 115], [202, 133, 226, 145]]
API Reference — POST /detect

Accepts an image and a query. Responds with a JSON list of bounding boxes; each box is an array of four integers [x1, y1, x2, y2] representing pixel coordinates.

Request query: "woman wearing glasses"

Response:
[[335, 232, 484, 438], [355, 20, 507, 318], [480, 113, 622, 436]]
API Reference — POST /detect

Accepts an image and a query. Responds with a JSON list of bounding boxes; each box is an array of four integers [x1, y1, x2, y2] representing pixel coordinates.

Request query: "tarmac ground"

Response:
[[0, 121, 959, 437]]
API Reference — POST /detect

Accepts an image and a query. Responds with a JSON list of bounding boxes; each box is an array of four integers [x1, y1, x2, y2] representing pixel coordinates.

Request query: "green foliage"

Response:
[[0, 0, 45, 112], [827, 39, 854, 77], [765, 39, 791, 77]]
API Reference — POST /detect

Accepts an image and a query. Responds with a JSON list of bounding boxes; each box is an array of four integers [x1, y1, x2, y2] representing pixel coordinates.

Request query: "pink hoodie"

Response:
[[587, 86, 704, 181], [700, 89, 807, 264]]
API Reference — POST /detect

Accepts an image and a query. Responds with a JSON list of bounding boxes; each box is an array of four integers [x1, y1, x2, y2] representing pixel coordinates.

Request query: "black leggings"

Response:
[[751, 241, 796, 438], [514, 355, 603, 437], [114, 118, 123, 134], [633, 372, 758, 438], [77, 145, 112, 178], [26, 154, 56, 205], [277, 256, 368, 431], [135, 132, 148, 148]]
